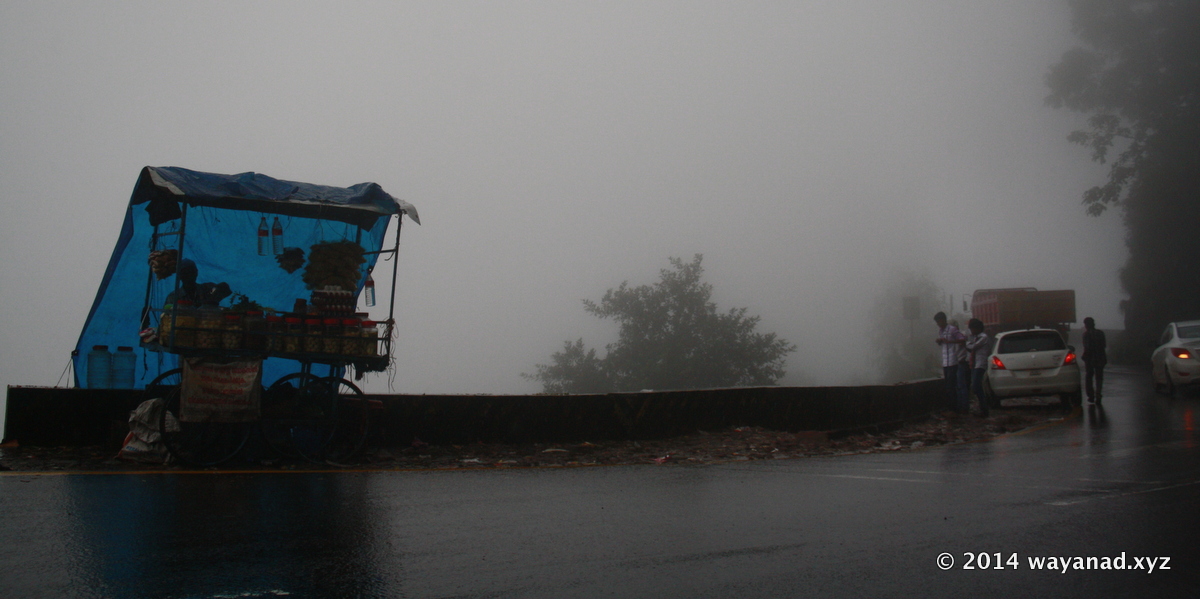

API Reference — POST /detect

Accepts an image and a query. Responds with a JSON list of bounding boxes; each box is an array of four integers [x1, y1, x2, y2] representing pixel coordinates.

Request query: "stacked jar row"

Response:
[[275, 317, 379, 356], [160, 305, 379, 356]]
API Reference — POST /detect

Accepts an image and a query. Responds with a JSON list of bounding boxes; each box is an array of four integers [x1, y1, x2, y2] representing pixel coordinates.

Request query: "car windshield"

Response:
[[1177, 325, 1200, 340], [997, 331, 1065, 354]]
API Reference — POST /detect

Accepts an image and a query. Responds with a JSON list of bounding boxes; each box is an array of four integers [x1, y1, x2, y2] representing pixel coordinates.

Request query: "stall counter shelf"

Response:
[[140, 340, 390, 372]]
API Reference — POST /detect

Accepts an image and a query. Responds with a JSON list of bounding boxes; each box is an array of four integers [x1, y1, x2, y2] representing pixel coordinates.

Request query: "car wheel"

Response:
[[1165, 367, 1176, 397], [981, 377, 997, 408]]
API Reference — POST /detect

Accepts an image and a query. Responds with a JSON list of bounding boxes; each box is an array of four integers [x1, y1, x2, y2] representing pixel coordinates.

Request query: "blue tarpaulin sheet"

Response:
[[73, 166, 419, 389]]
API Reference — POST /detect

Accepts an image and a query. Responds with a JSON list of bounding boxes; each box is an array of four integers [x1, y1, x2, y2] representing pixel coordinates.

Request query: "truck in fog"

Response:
[[970, 288, 1076, 336]]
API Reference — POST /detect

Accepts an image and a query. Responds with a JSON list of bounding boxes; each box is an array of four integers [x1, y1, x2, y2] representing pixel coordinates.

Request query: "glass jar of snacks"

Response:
[[196, 306, 222, 349], [221, 313, 243, 350], [265, 315, 284, 352], [304, 318, 323, 353], [243, 310, 265, 351], [162, 300, 198, 348], [341, 318, 360, 355], [284, 317, 304, 353], [360, 320, 378, 356], [323, 318, 342, 354]]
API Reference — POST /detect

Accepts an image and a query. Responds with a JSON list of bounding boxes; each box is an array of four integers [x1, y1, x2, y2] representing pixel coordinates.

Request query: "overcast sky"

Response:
[[0, 0, 1126, 422]]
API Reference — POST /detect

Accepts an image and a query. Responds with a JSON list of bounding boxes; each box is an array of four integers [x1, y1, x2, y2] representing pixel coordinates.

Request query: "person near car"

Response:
[[1082, 316, 1107, 404], [964, 318, 992, 418], [934, 312, 969, 413]]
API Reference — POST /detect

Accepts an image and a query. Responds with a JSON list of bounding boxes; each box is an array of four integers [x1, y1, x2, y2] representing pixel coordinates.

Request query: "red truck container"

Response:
[[970, 288, 1076, 336]]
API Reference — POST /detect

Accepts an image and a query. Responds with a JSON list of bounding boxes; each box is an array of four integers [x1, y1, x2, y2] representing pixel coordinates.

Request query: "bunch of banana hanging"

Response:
[[302, 241, 366, 290], [276, 247, 305, 273], [148, 249, 178, 279]]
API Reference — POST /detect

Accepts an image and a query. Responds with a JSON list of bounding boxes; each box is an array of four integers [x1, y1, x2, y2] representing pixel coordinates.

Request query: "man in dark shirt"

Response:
[[1082, 317, 1107, 404]]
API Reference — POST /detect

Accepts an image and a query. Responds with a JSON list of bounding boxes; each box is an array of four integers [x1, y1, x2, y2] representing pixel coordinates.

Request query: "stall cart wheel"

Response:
[[259, 372, 338, 462], [157, 378, 252, 468], [314, 377, 370, 465], [145, 368, 183, 395]]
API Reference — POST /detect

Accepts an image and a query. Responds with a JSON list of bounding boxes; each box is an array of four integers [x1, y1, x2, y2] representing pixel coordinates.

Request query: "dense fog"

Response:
[[0, 1, 1126, 418]]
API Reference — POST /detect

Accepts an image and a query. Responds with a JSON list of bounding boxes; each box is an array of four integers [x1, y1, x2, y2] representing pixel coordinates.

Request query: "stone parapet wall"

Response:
[[365, 379, 944, 445], [5, 379, 944, 447]]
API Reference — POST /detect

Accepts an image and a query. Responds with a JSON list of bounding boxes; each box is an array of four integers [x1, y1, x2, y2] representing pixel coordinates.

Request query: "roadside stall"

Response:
[[73, 166, 419, 465]]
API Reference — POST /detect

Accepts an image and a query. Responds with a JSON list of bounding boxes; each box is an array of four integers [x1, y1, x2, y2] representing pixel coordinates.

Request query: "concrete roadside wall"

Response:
[[367, 379, 945, 445], [6, 379, 945, 447], [4, 387, 147, 447]]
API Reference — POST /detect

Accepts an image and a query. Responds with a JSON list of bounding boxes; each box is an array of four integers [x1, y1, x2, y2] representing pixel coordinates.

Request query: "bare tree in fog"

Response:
[[870, 270, 944, 384], [1046, 0, 1200, 348], [525, 255, 796, 393]]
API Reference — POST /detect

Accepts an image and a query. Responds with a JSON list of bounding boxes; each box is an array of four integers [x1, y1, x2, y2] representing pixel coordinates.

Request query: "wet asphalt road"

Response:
[[1, 366, 1198, 598]]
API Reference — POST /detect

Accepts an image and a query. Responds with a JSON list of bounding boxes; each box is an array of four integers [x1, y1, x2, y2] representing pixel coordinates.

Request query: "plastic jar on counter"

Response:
[[196, 306, 222, 349], [163, 300, 197, 347], [341, 318, 361, 355], [360, 320, 378, 356], [323, 318, 343, 354], [304, 318, 323, 353], [158, 304, 175, 346], [243, 311, 266, 351], [284, 317, 304, 353], [265, 315, 284, 352], [176, 301, 198, 347], [221, 313, 243, 350]]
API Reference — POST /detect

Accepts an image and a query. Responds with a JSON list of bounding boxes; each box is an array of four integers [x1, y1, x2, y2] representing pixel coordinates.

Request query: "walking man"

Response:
[[1082, 316, 1107, 404], [934, 311, 969, 413]]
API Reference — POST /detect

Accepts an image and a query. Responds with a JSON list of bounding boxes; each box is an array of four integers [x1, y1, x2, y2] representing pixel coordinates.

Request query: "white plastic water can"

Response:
[[112, 346, 136, 389], [87, 345, 112, 389]]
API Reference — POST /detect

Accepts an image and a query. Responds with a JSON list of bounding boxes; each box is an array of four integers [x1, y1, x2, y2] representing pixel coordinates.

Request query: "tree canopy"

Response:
[[525, 255, 796, 393], [1046, 0, 1200, 342]]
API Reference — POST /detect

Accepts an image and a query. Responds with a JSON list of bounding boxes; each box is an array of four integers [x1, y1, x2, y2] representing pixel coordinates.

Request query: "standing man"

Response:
[[1082, 317, 1107, 404], [964, 318, 993, 418], [934, 312, 969, 413]]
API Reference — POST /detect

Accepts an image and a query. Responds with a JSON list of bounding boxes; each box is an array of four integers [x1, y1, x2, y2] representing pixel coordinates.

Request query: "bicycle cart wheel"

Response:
[[158, 384, 252, 467], [259, 373, 322, 459], [145, 368, 182, 395], [314, 377, 370, 465], [259, 372, 339, 462]]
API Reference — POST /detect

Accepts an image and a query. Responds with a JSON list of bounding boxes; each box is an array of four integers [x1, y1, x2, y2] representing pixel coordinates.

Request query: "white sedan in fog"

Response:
[[1151, 320, 1200, 395], [983, 328, 1081, 407]]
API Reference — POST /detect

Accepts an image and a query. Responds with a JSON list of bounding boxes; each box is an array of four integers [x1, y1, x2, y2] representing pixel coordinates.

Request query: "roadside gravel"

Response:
[[0, 399, 1072, 473]]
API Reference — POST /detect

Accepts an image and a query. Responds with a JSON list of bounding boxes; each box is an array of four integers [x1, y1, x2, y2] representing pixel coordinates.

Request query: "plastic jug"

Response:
[[111, 346, 136, 389], [87, 345, 112, 389]]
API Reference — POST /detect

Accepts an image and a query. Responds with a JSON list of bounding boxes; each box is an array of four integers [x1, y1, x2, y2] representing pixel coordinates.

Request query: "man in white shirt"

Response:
[[934, 311, 969, 413], [964, 318, 993, 418]]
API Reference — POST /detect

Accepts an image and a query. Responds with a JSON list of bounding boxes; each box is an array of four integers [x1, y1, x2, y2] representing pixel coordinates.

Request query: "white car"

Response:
[[983, 328, 1081, 407], [1151, 320, 1200, 395]]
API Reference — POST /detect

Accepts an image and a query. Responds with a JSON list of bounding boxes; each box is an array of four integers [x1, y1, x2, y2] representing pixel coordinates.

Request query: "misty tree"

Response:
[[523, 339, 611, 394], [1045, 0, 1200, 346], [524, 255, 796, 393], [869, 270, 944, 384]]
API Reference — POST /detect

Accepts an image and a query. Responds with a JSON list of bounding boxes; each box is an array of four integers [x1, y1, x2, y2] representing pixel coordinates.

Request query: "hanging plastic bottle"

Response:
[[271, 216, 284, 255], [364, 273, 376, 307], [257, 216, 269, 256]]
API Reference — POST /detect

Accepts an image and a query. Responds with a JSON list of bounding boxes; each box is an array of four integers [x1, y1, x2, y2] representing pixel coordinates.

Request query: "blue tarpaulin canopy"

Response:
[[74, 166, 419, 389]]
